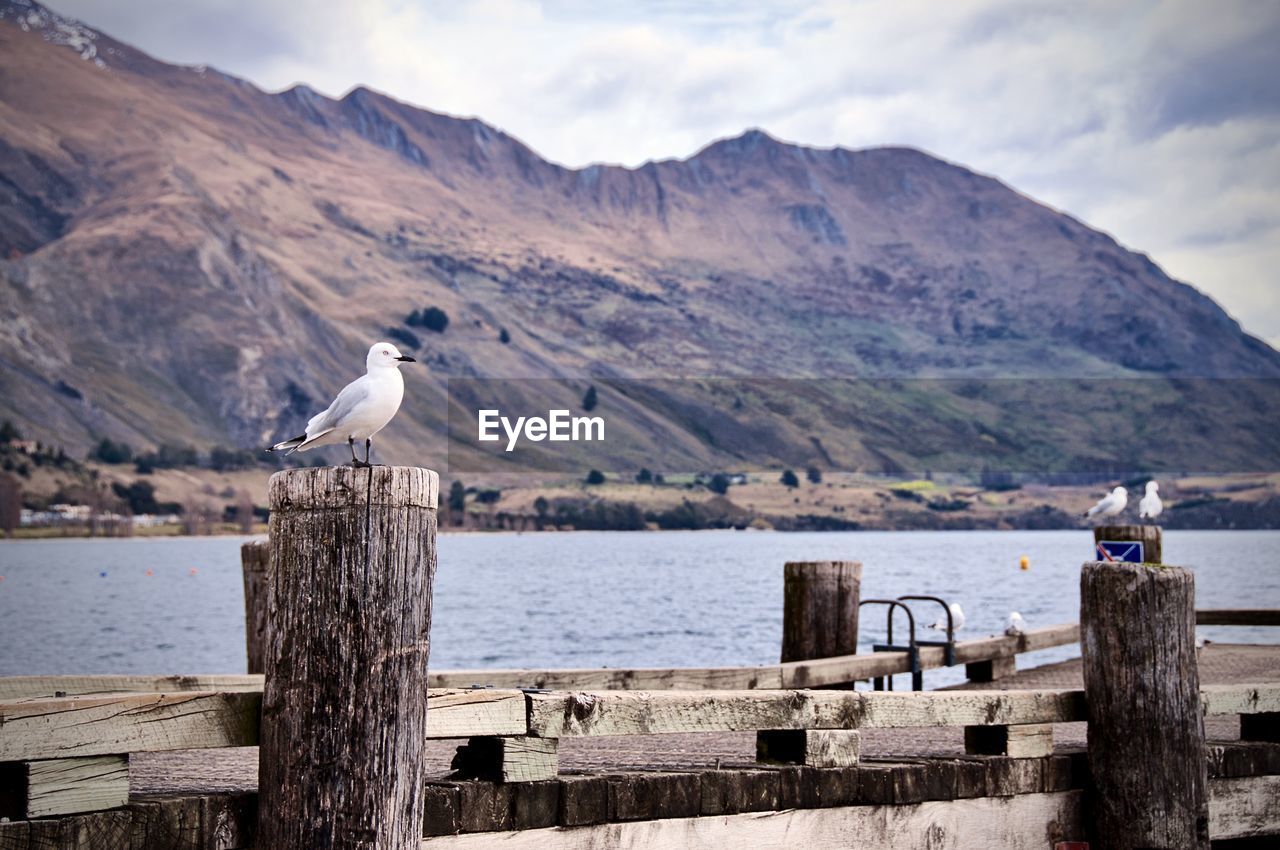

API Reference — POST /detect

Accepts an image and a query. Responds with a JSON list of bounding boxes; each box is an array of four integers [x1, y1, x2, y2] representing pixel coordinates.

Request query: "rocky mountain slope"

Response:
[[2, 0, 1277, 474]]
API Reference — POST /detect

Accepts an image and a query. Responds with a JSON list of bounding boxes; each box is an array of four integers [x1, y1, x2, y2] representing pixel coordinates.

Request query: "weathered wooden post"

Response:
[[780, 560, 861, 663], [1081, 560, 1209, 850], [258, 466, 439, 850], [1092, 524, 1162, 564], [240, 540, 270, 675]]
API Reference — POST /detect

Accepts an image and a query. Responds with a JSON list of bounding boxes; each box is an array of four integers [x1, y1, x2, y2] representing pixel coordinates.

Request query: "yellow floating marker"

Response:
[[1020, 555, 1030, 571]]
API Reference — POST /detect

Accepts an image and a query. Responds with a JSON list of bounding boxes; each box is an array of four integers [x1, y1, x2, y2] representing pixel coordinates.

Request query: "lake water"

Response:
[[1, 530, 1277, 689]]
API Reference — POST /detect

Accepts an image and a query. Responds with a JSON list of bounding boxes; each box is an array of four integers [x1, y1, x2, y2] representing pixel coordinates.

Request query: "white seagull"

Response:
[[1084, 486, 1128, 521], [1138, 481, 1162, 522], [267, 342, 416, 467], [928, 602, 965, 632], [1005, 611, 1027, 636]]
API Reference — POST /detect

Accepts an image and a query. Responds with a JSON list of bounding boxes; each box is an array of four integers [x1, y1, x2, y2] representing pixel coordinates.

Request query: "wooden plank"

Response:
[[423, 783, 462, 837], [427, 689, 527, 739], [1241, 713, 1280, 742], [1209, 775, 1280, 840], [964, 725, 1054, 759], [756, 730, 860, 767], [450, 737, 558, 783], [858, 690, 1083, 729], [431, 666, 783, 690], [200, 792, 256, 850], [964, 657, 1016, 684], [606, 772, 701, 821], [1196, 609, 1280, 626], [0, 693, 260, 761], [1203, 683, 1280, 716], [417, 789, 1086, 849], [557, 775, 608, 827], [699, 769, 781, 815], [526, 689, 1086, 738], [12, 755, 130, 818], [0, 675, 263, 701], [0, 688, 524, 760]]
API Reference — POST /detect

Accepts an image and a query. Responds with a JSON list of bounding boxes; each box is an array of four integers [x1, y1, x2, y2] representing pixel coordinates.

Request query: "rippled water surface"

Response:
[[1, 530, 1277, 687]]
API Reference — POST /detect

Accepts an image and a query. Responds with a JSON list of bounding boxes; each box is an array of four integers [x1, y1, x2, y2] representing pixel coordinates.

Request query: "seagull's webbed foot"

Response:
[[349, 459, 373, 469]]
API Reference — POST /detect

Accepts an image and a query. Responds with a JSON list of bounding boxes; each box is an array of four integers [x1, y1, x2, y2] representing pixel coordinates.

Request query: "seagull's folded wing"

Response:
[[306, 378, 372, 437]]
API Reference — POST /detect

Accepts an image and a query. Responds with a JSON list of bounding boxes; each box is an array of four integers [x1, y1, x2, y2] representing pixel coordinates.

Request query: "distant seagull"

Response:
[[1005, 611, 1027, 636], [928, 602, 965, 632], [1084, 486, 1128, 521], [1138, 481, 1163, 522], [267, 342, 416, 467]]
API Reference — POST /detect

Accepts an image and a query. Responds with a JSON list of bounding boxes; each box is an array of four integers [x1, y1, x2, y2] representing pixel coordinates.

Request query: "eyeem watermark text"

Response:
[[478, 409, 605, 452]]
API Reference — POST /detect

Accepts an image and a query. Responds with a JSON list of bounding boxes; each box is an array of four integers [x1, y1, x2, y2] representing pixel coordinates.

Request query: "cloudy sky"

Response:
[[55, 0, 1280, 346]]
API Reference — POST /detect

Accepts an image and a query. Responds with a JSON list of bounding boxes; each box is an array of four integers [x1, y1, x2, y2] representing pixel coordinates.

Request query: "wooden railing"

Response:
[[1197, 609, 1280, 626], [2, 678, 1276, 816]]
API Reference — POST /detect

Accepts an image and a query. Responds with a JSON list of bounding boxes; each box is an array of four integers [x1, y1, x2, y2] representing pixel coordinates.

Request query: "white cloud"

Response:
[[50, 0, 1280, 344]]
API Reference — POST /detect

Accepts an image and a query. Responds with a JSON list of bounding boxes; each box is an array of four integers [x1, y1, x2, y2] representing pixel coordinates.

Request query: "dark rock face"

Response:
[[0, 0, 1277, 471]]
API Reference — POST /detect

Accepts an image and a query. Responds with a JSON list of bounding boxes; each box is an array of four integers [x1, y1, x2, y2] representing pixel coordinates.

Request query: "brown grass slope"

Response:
[[1, 0, 1278, 474]]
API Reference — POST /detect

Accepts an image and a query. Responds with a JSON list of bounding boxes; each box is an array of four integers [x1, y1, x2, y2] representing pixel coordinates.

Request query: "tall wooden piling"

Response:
[[1081, 560, 1209, 850], [258, 466, 440, 850], [239, 540, 270, 675], [780, 561, 861, 663], [1092, 524, 1162, 564]]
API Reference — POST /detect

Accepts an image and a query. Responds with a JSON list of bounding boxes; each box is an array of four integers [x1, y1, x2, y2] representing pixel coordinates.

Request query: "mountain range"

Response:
[[2, 0, 1277, 474]]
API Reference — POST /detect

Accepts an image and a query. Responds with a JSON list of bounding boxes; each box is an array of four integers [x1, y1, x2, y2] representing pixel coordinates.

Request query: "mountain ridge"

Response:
[[1, 0, 1277, 474]]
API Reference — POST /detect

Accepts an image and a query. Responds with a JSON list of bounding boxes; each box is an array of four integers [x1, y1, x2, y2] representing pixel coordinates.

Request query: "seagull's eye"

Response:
[[384, 351, 391, 356]]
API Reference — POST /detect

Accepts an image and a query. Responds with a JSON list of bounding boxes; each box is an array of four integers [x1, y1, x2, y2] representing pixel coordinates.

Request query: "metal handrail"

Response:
[[898, 594, 958, 667], [859, 599, 921, 691]]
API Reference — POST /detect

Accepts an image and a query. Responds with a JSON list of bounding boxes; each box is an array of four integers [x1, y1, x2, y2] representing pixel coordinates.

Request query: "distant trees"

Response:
[[111, 480, 160, 515], [582, 385, 598, 412], [92, 438, 134, 464], [780, 469, 800, 488], [385, 326, 421, 351], [208, 446, 258, 471], [806, 466, 822, 484], [499, 328, 511, 344], [448, 480, 466, 512], [134, 443, 200, 473], [475, 489, 502, 505], [707, 473, 731, 495], [0, 420, 22, 442], [635, 468, 653, 484], [585, 469, 606, 485], [407, 306, 449, 333]]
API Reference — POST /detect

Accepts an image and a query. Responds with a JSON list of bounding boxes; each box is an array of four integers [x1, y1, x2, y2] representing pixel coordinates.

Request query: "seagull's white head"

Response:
[[367, 341, 416, 371], [1146, 481, 1159, 493], [1113, 486, 1127, 497]]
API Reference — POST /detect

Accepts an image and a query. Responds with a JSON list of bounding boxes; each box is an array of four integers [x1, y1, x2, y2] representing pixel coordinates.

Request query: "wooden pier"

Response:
[[1, 469, 1277, 849]]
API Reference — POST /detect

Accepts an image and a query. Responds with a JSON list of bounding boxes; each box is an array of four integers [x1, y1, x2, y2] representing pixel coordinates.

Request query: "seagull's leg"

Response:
[[348, 436, 370, 468], [365, 438, 374, 466]]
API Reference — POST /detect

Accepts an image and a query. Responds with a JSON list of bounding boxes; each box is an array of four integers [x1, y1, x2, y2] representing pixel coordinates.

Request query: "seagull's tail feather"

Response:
[[267, 433, 307, 455]]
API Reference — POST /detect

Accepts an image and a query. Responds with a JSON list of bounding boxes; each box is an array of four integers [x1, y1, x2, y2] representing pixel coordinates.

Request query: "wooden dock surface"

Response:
[[124, 642, 1280, 798]]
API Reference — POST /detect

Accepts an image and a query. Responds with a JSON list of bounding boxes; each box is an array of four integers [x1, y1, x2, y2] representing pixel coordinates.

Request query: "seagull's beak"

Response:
[[396, 355, 416, 362]]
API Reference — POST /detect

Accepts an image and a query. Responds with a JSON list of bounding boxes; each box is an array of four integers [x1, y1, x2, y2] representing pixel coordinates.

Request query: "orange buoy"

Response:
[[145, 569, 154, 577], [1019, 555, 1030, 571]]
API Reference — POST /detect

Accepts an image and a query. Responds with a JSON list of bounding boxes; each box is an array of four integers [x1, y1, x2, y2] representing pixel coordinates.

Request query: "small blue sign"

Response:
[[1097, 541, 1144, 563]]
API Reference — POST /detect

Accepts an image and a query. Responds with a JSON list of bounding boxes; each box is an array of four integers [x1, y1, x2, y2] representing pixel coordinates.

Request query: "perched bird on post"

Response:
[[267, 342, 416, 467], [928, 602, 965, 632], [1138, 481, 1163, 523], [1084, 486, 1128, 521], [1005, 611, 1027, 636]]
